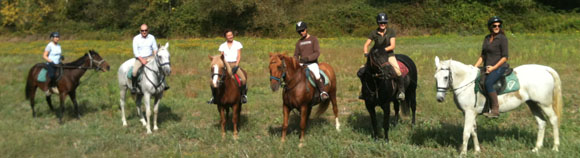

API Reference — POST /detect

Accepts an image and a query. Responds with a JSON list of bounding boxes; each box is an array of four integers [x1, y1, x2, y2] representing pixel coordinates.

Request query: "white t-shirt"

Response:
[[133, 34, 158, 58], [218, 40, 243, 62], [44, 42, 62, 64]]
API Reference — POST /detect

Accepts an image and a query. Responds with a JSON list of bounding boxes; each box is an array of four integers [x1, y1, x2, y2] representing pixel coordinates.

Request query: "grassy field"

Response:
[[1, 33, 579, 157]]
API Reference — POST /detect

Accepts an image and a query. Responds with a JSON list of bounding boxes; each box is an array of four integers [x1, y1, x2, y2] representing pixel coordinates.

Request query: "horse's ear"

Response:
[[164, 42, 169, 49], [435, 56, 440, 68], [208, 55, 213, 61], [269, 52, 273, 57]]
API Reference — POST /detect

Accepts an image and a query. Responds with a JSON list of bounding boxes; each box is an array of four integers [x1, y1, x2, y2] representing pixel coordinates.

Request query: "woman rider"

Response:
[[208, 29, 248, 104], [360, 13, 405, 100], [474, 16, 509, 118], [43, 32, 62, 88]]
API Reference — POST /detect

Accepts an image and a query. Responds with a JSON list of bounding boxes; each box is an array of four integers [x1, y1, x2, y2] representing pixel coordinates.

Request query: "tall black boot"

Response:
[[397, 76, 406, 100], [316, 79, 329, 101], [483, 92, 500, 118], [240, 84, 247, 103], [131, 76, 139, 94], [207, 87, 216, 104]]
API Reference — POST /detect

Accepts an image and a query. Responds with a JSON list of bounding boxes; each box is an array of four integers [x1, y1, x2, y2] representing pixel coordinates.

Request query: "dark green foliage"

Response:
[[0, 0, 578, 38]]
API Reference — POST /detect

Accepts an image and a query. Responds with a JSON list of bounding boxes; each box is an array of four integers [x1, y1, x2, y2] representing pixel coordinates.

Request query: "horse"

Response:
[[433, 56, 562, 155], [268, 53, 340, 147], [208, 54, 248, 139], [25, 50, 110, 123], [118, 42, 171, 134], [359, 53, 418, 142]]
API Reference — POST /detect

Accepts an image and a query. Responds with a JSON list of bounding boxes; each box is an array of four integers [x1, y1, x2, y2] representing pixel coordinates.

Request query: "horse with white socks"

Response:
[[118, 42, 171, 134], [433, 56, 562, 155]]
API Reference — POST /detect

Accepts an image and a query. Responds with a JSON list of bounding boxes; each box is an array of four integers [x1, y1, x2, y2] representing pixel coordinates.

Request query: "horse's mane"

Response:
[[63, 52, 89, 67], [210, 55, 233, 77]]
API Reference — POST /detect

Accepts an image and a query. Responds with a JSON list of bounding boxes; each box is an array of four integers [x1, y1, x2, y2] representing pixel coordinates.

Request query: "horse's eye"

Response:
[[444, 76, 448, 80]]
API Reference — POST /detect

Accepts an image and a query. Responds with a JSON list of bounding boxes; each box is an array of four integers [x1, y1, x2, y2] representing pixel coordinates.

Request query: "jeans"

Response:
[[485, 67, 507, 93]]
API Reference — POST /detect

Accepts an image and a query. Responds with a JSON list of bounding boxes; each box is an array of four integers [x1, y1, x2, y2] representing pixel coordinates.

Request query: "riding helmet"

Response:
[[487, 16, 503, 28], [296, 21, 307, 32], [50, 32, 60, 38], [376, 13, 388, 24]]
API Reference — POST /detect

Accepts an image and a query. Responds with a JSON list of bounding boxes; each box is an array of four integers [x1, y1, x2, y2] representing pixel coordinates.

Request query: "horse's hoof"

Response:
[[298, 143, 304, 148], [146, 130, 152, 134], [532, 148, 540, 152], [552, 147, 559, 152], [459, 151, 467, 157], [140, 119, 147, 126], [122, 122, 127, 127], [153, 126, 159, 131], [233, 135, 239, 140]]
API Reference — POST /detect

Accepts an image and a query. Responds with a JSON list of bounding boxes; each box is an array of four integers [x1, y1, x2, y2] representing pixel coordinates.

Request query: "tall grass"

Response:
[[0, 33, 579, 157]]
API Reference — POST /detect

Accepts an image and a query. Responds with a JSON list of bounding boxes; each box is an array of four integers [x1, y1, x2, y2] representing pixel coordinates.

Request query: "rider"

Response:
[[360, 13, 405, 100], [207, 29, 248, 104], [43, 32, 62, 88], [294, 21, 329, 101], [131, 24, 169, 93], [474, 16, 509, 118]]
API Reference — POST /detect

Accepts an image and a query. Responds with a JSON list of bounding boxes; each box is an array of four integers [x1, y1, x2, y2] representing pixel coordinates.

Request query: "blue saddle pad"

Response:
[[37, 68, 47, 82], [305, 68, 329, 87]]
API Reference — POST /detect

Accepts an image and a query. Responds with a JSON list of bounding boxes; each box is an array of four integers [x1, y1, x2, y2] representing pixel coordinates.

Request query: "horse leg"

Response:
[[298, 105, 310, 148], [135, 94, 147, 126], [381, 104, 390, 143], [527, 101, 547, 152], [153, 95, 162, 131], [46, 95, 55, 111], [218, 105, 226, 139], [69, 91, 81, 119], [143, 93, 152, 134], [470, 116, 481, 153], [409, 95, 417, 125], [460, 110, 477, 156], [365, 104, 379, 140], [281, 105, 290, 142], [540, 105, 560, 151], [58, 93, 68, 124], [232, 103, 240, 140], [393, 101, 400, 126], [330, 93, 340, 131], [119, 87, 128, 126]]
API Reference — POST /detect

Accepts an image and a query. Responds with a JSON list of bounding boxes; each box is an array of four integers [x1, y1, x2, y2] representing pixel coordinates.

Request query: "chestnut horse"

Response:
[[208, 54, 248, 139], [268, 53, 340, 147], [25, 50, 110, 123]]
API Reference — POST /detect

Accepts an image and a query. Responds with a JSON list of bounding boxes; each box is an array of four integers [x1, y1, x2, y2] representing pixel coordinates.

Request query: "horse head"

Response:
[[208, 54, 227, 88], [156, 42, 171, 76], [268, 53, 289, 92], [87, 50, 110, 72]]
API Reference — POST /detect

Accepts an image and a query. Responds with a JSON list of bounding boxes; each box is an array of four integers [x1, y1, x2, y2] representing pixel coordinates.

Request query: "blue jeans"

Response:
[[46, 62, 56, 79], [485, 67, 507, 93]]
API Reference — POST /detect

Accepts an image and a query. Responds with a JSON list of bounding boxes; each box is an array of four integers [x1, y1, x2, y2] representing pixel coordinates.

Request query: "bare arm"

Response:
[[363, 39, 372, 55], [385, 37, 396, 52], [474, 57, 483, 67], [490, 57, 507, 71], [43, 51, 52, 63], [236, 49, 241, 66]]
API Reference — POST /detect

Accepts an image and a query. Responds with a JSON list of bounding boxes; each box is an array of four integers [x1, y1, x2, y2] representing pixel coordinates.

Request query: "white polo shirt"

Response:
[[133, 34, 158, 58], [44, 42, 62, 64], [218, 40, 243, 62]]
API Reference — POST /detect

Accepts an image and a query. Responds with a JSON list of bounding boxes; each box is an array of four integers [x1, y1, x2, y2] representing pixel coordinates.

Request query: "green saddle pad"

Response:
[[306, 68, 330, 87], [37, 68, 47, 82], [127, 66, 142, 81], [475, 72, 520, 95]]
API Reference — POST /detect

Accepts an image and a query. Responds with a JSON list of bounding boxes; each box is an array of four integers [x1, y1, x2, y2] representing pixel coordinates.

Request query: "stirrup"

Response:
[[241, 95, 247, 103], [320, 91, 329, 100], [483, 112, 499, 118], [397, 92, 405, 100], [207, 97, 214, 104]]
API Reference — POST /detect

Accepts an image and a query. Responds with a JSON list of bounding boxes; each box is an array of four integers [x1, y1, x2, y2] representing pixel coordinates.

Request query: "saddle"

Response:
[[380, 60, 409, 78], [37, 66, 63, 83], [305, 68, 329, 87], [126, 66, 144, 81], [476, 68, 519, 95]]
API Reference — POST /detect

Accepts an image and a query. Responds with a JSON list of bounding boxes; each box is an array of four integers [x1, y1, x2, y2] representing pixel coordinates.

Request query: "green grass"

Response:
[[1, 33, 579, 157]]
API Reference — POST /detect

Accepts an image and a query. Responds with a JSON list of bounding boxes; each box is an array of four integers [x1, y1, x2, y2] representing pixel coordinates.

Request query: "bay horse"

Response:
[[25, 50, 110, 123], [433, 56, 562, 155], [359, 53, 418, 142], [268, 53, 340, 147], [208, 54, 247, 139], [118, 42, 171, 134]]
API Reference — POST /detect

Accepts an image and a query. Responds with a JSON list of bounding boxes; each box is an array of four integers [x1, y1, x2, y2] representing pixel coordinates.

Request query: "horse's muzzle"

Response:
[[270, 83, 280, 92]]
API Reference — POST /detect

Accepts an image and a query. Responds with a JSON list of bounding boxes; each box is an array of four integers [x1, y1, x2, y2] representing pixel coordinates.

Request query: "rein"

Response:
[[270, 58, 287, 87], [436, 67, 479, 107], [56, 53, 107, 71], [142, 54, 170, 93]]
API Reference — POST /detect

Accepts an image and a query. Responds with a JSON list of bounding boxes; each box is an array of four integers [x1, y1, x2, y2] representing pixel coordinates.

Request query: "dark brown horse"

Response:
[[25, 50, 110, 123], [268, 53, 340, 147], [208, 54, 248, 139]]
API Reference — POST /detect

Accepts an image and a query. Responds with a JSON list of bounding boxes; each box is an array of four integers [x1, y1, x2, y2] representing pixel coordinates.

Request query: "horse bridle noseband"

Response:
[[211, 59, 228, 86], [436, 67, 476, 93], [142, 53, 170, 93], [87, 52, 107, 71], [269, 58, 287, 87]]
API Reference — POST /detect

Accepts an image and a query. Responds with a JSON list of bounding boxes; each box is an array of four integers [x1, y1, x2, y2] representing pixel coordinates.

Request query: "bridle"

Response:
[[143, 53, 170, 93], [57, 52, 107, 70], [436, 67, 476, 94], [269, 58, 287, 87], [211, 60, 227, 86]]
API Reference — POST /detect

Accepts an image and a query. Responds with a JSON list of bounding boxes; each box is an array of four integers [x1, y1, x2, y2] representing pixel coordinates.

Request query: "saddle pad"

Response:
[[306, 68, 330, 87], [383, 60, 409, 77], [475, 72, 520, 95], [37, 68, 47, 82], [127, 66, 142, 81]]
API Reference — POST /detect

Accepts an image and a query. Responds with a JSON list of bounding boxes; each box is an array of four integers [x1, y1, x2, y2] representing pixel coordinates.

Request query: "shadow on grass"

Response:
[[410, 122, 537, 149], [211, 110, 250, 133], [347, 111, 401, 139], [267, 111, 330, 137]]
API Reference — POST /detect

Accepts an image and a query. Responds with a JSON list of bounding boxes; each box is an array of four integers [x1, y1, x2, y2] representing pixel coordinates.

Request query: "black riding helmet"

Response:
[[376, 13, 388, 24], [50, 32, 60, 38], [487, 16, 503, 28], [296, 21, 307, 32]]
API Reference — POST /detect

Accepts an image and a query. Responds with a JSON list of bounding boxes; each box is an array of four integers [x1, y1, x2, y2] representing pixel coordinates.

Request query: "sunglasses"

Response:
[[297, 30, 305, 33], [140, 29, 148, 32], [491, 24, 501, 28], [378, 22, 387, 25]]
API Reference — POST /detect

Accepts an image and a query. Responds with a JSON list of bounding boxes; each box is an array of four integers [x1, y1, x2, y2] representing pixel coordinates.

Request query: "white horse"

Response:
[[433, 56, 562, 155], [118, 42, 171, 134]]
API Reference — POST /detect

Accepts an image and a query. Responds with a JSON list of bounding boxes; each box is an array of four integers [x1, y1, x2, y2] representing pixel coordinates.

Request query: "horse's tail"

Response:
[[546, 66, 563, 126], [25, 64, 39, 100]]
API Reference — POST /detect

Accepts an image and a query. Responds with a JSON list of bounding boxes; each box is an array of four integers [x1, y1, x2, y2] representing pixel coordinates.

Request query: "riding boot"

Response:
[[316, 79, 329, 101], [396, 76, 406, 101], [483, 92, 500, 118], [131, 76, 139, 94], [240, 84, 248, 103], [207, 87, 216, 104]]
